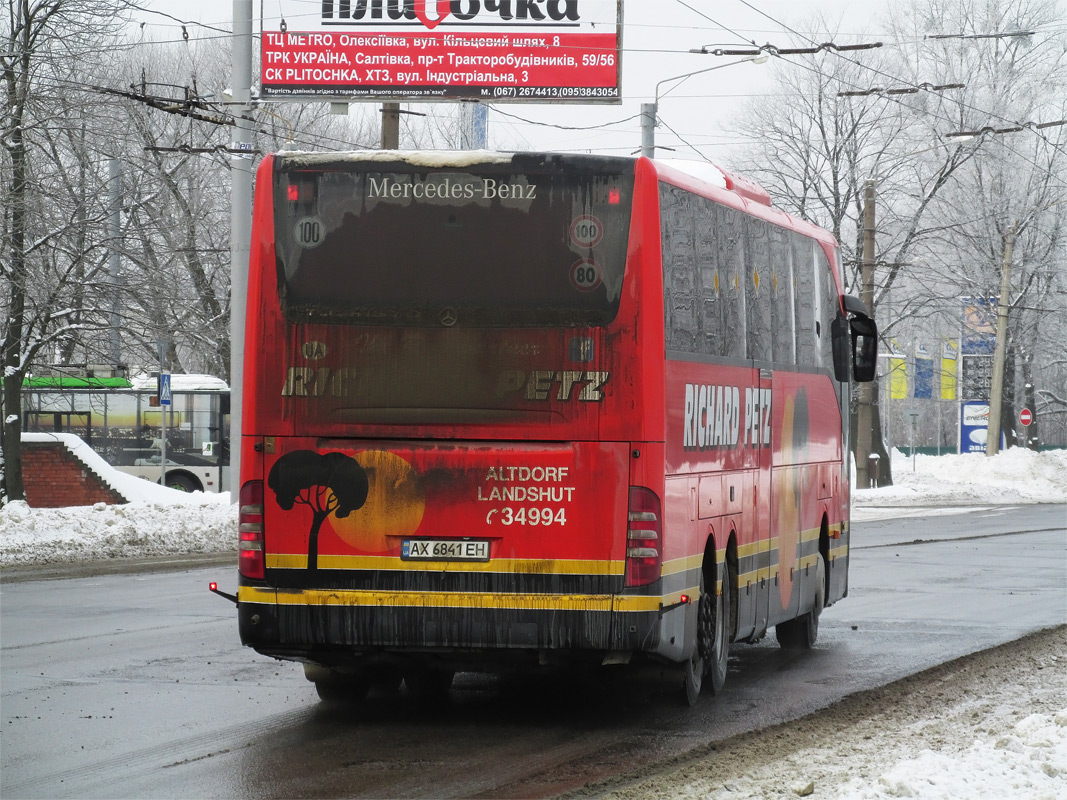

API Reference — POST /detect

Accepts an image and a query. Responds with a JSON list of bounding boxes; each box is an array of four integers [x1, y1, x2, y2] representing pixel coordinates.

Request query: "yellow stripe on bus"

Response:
[[238, 585, 693, 613], [266, 553, 625, 574]]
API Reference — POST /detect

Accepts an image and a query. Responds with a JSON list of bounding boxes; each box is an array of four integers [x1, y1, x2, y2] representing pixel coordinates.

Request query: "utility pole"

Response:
[[641, 57, 767, 159], [230, 0, 254, 498], [986, 222, 1017, 457], [107, 158, 122, 367], [855, 179, 877, 487], [158, 339, 168, 489], [382, 103, 400, 149], [640, 102, 655, 158]]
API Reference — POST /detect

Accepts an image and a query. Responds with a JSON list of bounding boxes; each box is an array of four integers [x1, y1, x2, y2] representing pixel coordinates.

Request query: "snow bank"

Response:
[[853, 447, 1067, 506], [0, 499, 235, 565], [837, 710, 1067, 800]]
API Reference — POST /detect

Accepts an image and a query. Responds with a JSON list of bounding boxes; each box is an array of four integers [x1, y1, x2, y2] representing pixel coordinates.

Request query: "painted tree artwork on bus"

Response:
[[267, 451, 369, 571]]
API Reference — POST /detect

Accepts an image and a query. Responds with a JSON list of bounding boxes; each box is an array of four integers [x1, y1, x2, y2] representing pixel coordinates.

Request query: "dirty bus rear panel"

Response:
[[236, 152, 683, 684]]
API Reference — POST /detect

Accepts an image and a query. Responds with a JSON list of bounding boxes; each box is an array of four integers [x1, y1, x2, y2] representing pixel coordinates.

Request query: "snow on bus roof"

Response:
[[278, 149, 516, 168], [653, 158, 774, 206], [655, 159, 729, 190], [128, 373, 229, 392]]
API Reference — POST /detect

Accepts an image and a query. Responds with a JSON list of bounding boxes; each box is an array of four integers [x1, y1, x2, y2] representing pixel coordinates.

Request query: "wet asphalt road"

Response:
[[1, 504, 1064, 799]]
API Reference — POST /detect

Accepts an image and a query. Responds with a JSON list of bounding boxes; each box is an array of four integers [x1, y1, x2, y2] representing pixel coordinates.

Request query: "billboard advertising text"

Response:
[[262, 1, 623, 103]]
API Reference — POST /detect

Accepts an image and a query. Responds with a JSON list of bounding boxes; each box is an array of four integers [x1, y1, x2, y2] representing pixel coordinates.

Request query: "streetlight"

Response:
[[640, 55, 767, 158]]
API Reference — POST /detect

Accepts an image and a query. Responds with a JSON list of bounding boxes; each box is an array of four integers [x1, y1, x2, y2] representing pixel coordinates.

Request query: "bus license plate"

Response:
[[402, 539, 490, 562]]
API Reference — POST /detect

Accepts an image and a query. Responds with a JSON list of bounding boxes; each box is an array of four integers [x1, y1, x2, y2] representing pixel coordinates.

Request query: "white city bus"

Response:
[[21, 373, 230, 492]]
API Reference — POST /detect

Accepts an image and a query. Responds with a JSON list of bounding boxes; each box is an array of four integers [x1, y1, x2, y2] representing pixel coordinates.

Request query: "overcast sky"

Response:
[[129, 1, 890, 159]]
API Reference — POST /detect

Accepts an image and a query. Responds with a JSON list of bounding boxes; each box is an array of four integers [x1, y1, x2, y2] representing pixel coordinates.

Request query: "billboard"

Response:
[[261, 1, 623, 103], [959, 401, 1005, 454]]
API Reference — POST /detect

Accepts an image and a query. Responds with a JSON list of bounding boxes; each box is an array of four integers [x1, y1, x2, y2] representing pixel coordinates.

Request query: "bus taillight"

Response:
[[626, 486, 662, 587], [239, 481, 265, 580]]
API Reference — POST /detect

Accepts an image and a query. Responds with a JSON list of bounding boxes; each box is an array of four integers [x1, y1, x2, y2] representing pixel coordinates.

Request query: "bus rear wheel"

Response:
[[304, 663, 370, 704], [705, 560, 731, 694], [683, 566, 716, 706], [775, 552, 825, 650], [405, 667, 454, 700]]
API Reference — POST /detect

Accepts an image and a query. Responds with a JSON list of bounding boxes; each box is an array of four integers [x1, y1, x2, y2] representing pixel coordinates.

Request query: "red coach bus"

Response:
[[234, 151, 877, 705]]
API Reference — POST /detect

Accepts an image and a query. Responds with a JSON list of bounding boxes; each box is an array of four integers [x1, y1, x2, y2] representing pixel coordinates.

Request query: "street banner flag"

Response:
[[914, 343, 933, 399], [888, 341, 907, 399], [941, 339, 958, 400]]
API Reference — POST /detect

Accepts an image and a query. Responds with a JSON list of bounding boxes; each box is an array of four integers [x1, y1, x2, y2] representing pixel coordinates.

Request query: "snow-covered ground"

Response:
[[3, 445, 1063, 566], [851, 445, 1067, 516], [1, 432, 233, 566], [1, 446, 1065, 798]]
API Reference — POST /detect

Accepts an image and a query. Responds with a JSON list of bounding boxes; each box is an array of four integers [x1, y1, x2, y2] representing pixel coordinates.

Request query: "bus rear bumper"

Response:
[[238, 592, 670, 671]]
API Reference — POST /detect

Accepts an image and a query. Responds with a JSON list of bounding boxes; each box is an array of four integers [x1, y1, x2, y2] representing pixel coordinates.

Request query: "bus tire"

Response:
[[304, 663, 370, 704], [375, 670, 404, 694], [682, 569, 708, 706], [775, 552, 825, 650], [405, 668, 454, 700], [165, 472, 199, 492], [705, 559, 731, 695]]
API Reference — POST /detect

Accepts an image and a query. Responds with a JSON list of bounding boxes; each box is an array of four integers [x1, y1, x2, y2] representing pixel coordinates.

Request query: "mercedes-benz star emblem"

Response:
[[439, 308, 458, 327]]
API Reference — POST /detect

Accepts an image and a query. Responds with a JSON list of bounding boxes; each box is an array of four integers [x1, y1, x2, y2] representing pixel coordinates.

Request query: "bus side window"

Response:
[[745, 217, 771, 363], [721, 206, 746, 359], [697, 203, 724, 357], [793, 236, 817, 368], [770, 227, 795, 366], [661, 187, 700, 353]]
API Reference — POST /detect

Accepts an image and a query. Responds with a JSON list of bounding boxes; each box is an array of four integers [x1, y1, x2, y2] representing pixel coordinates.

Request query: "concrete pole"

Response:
[[382, 103, 400, 149], [640, 102, 655, 158], [158, 339, 167, 489], [855, 180, 877, 487], [230, 0, 254, 498], [986, 222, 1016, 457], [107, 158, 122, 367]]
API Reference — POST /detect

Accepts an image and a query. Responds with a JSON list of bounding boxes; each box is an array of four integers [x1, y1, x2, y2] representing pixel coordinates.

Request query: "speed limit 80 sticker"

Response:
[[570, 258, 603, 292]]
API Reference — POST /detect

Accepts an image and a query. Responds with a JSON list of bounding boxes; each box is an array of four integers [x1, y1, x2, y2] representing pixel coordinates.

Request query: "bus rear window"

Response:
[[273, 164, 634, 327]]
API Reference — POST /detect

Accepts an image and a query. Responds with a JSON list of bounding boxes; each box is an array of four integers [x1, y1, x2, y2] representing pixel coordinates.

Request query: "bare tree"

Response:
[[727, 0, 1065, 476], [2, 0, 129, 503], [890, 0, 1067, 449]]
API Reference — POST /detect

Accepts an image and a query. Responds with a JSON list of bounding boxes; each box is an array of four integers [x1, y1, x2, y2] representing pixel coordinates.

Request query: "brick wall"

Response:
[[22, 441, 126, 507]]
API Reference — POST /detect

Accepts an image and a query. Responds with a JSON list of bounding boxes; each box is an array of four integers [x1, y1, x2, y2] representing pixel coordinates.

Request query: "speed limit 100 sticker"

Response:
[[570, 258, 603, 292], [569, 215, 603, 248], [294, 216, 325, 248]]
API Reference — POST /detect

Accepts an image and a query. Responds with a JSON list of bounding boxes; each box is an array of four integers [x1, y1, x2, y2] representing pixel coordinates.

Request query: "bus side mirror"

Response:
[[851, 316, 878, 383], [836, 296, 878, 383]]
